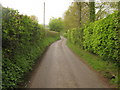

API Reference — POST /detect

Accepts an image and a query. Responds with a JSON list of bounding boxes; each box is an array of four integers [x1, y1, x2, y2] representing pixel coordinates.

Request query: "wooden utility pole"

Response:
[[43, 2, 47, 36], [43, 2, 45, 28]]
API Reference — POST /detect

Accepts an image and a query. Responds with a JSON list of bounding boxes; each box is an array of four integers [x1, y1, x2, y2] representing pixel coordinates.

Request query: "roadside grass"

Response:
[[67, 41, 118, 87]]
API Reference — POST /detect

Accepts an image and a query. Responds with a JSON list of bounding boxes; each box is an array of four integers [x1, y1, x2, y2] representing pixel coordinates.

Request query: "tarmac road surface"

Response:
[[29, 36, 109, 88]]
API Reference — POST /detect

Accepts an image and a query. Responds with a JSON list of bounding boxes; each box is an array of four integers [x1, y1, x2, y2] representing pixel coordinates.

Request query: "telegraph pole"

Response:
[[43, 2, 45, 28], [43, 2, 47, 36]]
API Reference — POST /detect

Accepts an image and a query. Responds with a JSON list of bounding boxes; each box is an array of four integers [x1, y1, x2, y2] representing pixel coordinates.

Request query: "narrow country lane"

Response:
[[29, 36, 109, 88]]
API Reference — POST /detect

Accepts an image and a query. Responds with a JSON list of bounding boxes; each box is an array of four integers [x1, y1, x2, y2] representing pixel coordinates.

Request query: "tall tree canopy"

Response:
[[49, 17, 64, 32], [63, 2, 90, 30], [63, 1, 118, 31], [29, 15, 38, 22]]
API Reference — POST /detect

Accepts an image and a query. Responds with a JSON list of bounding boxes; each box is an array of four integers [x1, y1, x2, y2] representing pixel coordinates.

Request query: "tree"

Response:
[[63, 3, 80, 30], [29, 15, 38, 22], [95, 2, 119, 20], [118, 1, 120, 15], [76, 2, 82, 27], [63, 2, 91, 31], [49, 17, 64, 32], [89, 0, 95, 22]]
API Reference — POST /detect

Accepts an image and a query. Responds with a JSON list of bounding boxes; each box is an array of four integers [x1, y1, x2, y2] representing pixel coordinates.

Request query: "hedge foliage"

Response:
[[2, 7, 60, 88], [66, 11, 119, 63]]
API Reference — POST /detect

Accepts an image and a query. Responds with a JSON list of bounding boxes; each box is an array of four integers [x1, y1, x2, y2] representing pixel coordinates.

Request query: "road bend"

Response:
[[29, 36, 109, 88]]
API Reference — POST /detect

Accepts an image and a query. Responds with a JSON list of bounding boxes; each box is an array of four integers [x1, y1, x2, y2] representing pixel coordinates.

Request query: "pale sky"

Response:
[[1, 0, 119, 25], [1, 0, 73, 25]]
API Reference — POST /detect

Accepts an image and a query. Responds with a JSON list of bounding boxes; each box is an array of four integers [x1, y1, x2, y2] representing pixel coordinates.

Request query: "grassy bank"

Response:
[[67, 41, 118, 87]]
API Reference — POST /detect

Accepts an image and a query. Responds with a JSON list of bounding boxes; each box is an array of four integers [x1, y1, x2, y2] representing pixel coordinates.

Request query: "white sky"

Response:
[[1, 0, 119, 25], [0, 0, 73, 25]]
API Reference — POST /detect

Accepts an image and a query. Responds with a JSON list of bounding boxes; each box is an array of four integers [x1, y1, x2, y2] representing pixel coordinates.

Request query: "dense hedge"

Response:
[[66, 28, 84, 49], [2, 7, 60, 88], [66, 11, 119, 63]]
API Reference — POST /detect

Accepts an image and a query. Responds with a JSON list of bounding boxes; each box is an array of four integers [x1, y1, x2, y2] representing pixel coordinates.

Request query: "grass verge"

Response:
[[67, 41, 118, 87]]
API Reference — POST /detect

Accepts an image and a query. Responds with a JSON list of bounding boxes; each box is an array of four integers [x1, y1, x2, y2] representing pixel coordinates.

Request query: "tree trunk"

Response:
[[118, 1, 120, 88], [89, 0, 95, 22], [118, 1, 120, 15], [77, 2, 82, 27]]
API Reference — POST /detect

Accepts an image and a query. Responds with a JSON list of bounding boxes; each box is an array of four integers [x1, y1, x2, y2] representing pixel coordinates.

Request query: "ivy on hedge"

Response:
[[66, 11, 119, 63], [2, 7, 60, 88]]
